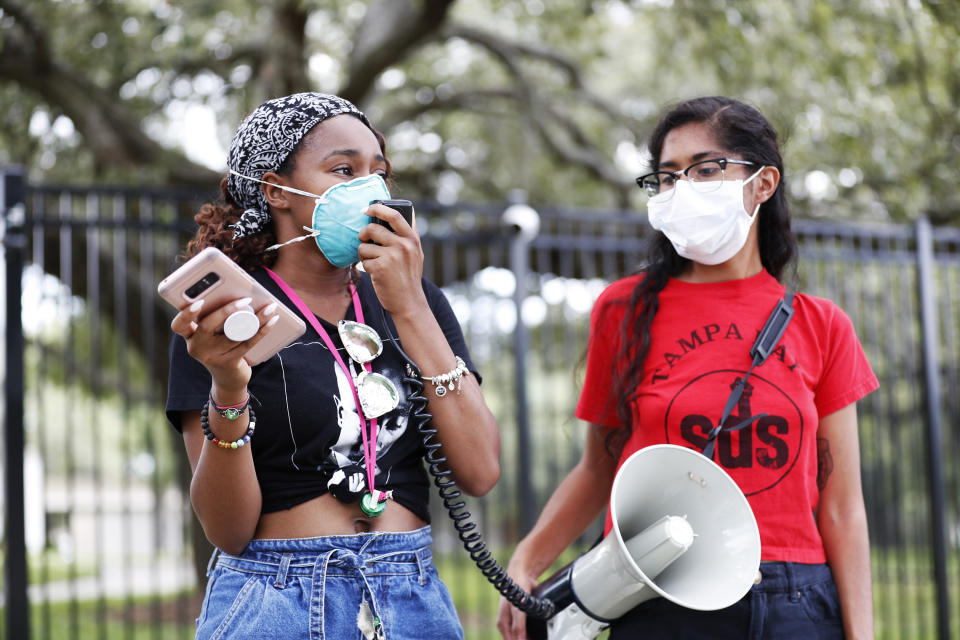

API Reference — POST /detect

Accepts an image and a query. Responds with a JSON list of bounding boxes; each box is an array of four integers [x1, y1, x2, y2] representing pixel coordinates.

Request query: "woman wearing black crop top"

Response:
[[165, 93, 500, 640]]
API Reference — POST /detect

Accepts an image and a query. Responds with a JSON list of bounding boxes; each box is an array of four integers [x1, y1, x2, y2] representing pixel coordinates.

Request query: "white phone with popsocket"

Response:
[[158, 247, 306, 365]]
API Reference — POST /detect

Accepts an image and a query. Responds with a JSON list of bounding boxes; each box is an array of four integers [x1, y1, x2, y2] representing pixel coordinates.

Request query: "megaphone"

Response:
[[526, 444, 761, 640]]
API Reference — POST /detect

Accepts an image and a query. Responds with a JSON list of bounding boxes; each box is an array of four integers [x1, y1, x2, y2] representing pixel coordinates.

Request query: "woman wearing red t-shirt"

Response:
[[497, 97, 877, 639]]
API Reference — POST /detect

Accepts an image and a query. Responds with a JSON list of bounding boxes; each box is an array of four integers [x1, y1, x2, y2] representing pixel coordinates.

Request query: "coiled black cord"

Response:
[[382, 309, 555, 620]]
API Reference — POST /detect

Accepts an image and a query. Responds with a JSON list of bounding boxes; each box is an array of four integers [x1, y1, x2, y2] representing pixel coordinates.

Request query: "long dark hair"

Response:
[[608, 96, 797, 456], [185, 119, 391, 272]]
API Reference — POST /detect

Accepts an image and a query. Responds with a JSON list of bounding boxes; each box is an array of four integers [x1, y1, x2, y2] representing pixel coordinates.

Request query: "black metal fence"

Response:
[[2, 168, 958, 639]]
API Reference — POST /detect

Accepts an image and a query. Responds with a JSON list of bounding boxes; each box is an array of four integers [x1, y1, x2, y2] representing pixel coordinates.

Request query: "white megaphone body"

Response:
[[526, 444, 761, 640]]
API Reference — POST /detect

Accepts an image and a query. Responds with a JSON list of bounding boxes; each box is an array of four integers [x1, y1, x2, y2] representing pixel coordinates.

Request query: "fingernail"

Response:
[[189, 299, 205, 312], [235, 297, 253, 309], [266, 315, 279, 328], [264, 302, 278, 315], [189, 321, 198, 332]]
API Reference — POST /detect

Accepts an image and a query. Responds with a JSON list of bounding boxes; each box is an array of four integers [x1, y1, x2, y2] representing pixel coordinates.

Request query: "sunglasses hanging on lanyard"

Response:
[[266, 269, 399, 517]]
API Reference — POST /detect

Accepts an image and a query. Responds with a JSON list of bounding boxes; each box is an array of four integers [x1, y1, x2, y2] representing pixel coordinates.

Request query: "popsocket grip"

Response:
[[223, 307, 258, 341]]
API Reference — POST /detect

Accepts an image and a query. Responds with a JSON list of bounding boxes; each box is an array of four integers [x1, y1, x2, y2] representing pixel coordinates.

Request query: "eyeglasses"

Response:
[[338, 320, 399, 419], [636, 158, 757, 200]]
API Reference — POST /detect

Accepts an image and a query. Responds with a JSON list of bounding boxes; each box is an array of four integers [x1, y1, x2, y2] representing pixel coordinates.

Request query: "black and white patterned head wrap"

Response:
[[226, 92, 371, 239]]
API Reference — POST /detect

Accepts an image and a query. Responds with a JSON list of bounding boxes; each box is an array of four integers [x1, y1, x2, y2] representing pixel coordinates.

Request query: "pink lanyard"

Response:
[[264, 268, 380, 500]]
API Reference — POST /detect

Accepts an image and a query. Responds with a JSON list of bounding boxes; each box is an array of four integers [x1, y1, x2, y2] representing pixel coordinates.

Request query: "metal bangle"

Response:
[[422, 356, 469, 397]]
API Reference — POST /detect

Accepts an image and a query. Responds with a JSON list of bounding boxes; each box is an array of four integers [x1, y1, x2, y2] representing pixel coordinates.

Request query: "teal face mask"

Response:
[[229, 170, 392, 267], [306, 174, 391, 267]]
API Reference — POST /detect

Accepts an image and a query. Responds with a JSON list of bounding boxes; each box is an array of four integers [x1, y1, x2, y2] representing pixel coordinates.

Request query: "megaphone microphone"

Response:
[[525, 444, 761, 640]]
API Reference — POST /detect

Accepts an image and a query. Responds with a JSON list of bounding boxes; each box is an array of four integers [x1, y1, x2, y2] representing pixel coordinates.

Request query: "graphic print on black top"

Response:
[[165, 268, 478, 522], [321, 356, 411, 502], [666, 369, 804, 496], [257, 318, 425, 512]]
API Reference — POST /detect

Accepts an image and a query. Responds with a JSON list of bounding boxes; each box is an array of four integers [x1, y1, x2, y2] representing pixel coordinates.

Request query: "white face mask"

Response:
[[647, 166, 765, 265]]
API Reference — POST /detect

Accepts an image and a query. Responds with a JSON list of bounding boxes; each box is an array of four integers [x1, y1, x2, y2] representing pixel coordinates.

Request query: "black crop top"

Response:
[[164, 269, 479, 523]]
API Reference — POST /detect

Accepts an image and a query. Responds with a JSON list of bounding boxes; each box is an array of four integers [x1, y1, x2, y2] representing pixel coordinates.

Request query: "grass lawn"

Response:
[[437, 546, 959, 640], [5, 547, 956, 639], [26, 592, 200, 640]]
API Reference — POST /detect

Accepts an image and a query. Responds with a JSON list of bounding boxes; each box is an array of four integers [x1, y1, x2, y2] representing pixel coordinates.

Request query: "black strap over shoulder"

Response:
[[750, 292, 794, 366], [702, 293, 795, 460]]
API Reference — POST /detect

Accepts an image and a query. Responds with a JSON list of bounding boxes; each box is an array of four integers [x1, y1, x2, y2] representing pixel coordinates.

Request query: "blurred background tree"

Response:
[[1, 0, 958, 223]]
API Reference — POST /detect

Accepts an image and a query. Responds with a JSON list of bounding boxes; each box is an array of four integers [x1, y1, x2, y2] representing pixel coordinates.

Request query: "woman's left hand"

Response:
[[357, 202, 427, 317]]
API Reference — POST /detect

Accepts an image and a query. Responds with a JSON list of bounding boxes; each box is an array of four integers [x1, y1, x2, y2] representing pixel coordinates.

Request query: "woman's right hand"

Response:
[[496, 555, 540, 640], [497, 424, 619, 639], [170, 297, 279, 393]]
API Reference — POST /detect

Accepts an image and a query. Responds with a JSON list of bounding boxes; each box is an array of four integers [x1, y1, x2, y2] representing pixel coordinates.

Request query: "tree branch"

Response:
[[376, 87, 522, 130], [414, 23, 635, 196], [0, 0, 49, 67], [443, 23, 631, 124], [341, 0, 456, 106], [112, 41, 268, 95], [258, 1, 310, 99], [529, 103, 633, 190], [0, 1, 219, 187], [379, 84, 633, 199]]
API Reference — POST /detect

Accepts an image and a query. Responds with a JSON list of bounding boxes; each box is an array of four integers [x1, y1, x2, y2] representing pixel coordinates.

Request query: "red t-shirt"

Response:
[[575, 270, 879, 563]]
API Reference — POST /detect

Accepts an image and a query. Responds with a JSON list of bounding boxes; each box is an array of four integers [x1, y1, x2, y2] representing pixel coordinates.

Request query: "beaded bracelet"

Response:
[[201, 401, 256, 450], [422, 356, 469, 397]]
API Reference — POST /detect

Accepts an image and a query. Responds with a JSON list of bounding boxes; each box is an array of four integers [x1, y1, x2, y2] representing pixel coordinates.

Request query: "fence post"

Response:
[[915, 216, 950, 640], [503, 199, 541, 534], [2, 167, 29, 640]]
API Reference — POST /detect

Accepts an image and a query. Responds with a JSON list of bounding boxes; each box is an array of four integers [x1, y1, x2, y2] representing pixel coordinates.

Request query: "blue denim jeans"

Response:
[[195, 526, 463, 640], [609, 562, 844, 639]]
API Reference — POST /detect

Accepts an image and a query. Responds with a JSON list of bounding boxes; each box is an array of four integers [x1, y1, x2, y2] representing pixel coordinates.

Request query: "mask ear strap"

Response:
[[265, 226, 323, 252], [228, 168, 325, 201], [742, 165, 767, 185], [743, 165, 768, 219]]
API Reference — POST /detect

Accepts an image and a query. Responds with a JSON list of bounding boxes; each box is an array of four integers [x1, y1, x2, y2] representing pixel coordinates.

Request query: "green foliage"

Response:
[[628, 0, 960, 223], [3, 0, 957, 221]]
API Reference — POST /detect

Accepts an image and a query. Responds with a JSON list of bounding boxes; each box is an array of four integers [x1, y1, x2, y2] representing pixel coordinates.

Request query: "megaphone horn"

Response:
[[526, 444, 761, 640]]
